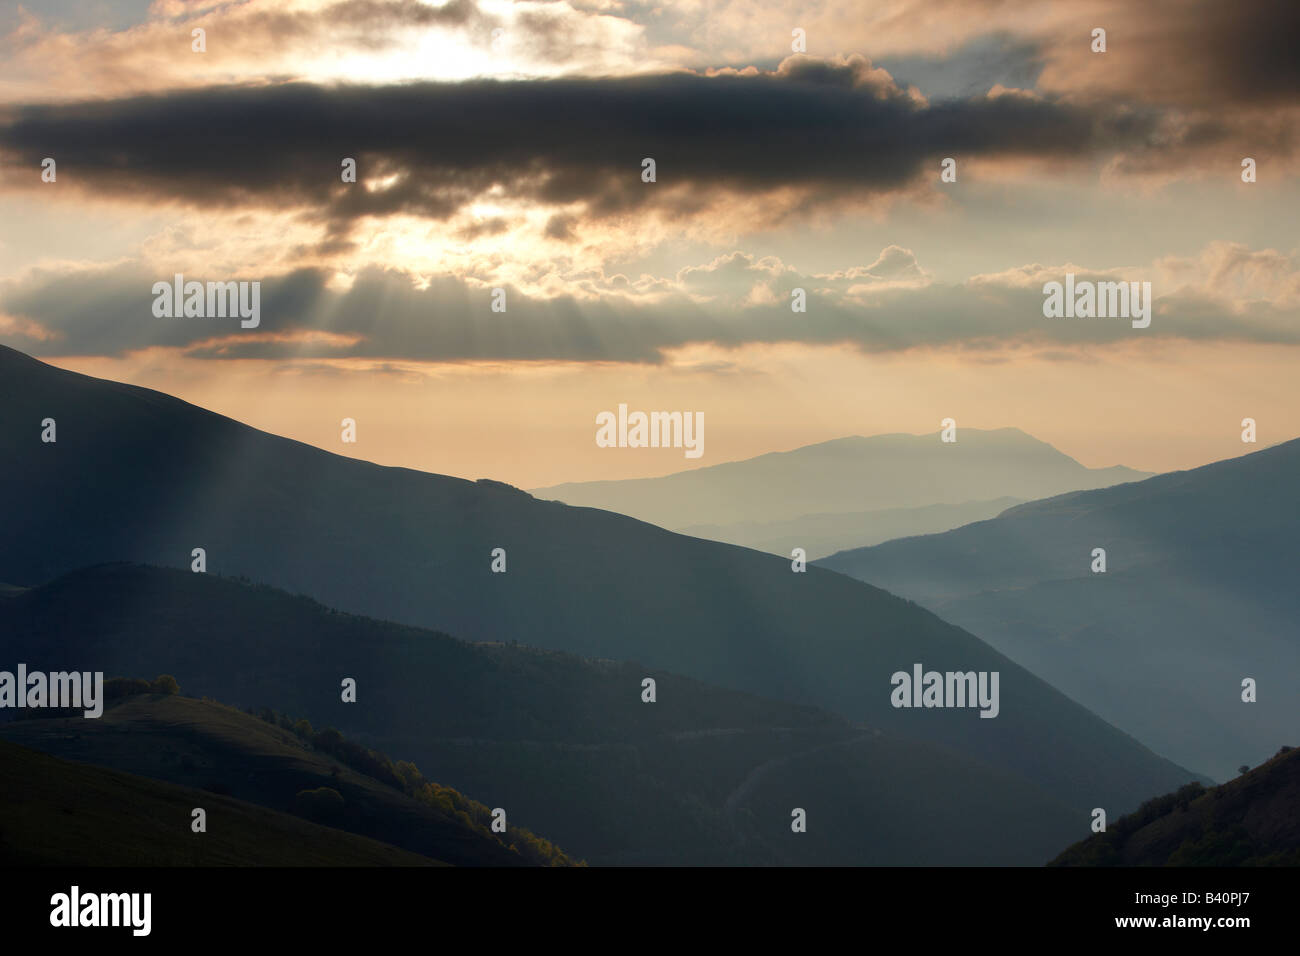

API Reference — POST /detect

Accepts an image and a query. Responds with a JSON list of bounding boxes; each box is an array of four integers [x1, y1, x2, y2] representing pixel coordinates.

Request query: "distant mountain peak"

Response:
[[531, 421, 1152, 529]]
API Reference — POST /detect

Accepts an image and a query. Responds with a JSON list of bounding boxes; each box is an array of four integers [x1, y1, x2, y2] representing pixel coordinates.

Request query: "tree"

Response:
[[151, 674, 180, 695], [1238, 764, 1250, 776]]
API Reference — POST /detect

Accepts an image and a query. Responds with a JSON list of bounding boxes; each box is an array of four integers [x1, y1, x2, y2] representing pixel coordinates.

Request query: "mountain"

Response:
[[678, 497, 1023, 560], [0, 738, 438, 866], [531, 428, 1150, 531], [0, 564, 1083, 865], [819, 439, 1300, 782], [0, 345, 1195, 835], [1051, 746, 1300, 866], [0, 685, 572, 866]]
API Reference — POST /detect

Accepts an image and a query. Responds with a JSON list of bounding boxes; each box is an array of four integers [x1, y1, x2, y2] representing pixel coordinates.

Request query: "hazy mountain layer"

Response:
[[679, 497, 1023, 559], [820, 439, 1300, 781], [532, 428, 1150, 529], [1, 565, 1083, 865]]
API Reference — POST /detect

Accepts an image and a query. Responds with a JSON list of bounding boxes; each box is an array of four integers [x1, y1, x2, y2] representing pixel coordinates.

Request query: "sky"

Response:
[[1, 0, 1297, 487]]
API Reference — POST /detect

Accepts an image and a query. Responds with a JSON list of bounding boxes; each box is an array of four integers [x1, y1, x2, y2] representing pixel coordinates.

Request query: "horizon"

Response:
[[9, 342, 1292, 489]]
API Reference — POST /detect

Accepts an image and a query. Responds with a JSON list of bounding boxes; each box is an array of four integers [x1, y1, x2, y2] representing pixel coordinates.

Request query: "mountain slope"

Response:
[[1051, 746, 1300, 866], [677, 497, 1023, 559], [0, 689, 570, 866], [0, 738, 438, 866], [819, 439, 1300, 780], [0, 564, 1083, 865], [531, 428, 1150, 529], [0, 345, 1193, 823]]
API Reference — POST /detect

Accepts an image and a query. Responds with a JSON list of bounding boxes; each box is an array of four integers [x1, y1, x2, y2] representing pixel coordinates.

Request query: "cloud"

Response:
[[663, 0, 1300, 109], [7, 0, 1296, 122], [677, 247, 927, 303], [5, 243, 1298, 363], [1034, 0, 1300, 109], [0, 0, 656, 100], [0, 57, 1173, 238]]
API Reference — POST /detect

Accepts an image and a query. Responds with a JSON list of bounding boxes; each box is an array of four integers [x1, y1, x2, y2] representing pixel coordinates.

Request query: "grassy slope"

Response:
[[0, 693, 563, 866], [0, 738, 438, 866]]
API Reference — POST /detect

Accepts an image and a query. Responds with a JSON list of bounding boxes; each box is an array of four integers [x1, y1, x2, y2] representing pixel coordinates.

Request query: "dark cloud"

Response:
[[0, 56, 1170, 231], [544, 213, 577, 240]]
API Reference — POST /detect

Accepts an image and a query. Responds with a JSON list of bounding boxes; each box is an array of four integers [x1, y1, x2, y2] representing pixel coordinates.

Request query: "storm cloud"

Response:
[[0, 56, 1175, 232]]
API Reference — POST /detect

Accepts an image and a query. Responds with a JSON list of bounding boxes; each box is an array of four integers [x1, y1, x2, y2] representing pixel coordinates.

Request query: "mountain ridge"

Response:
[[2, 562, 1089, 865], [818, 436, 1300, 781], [529, 423, 1153, 532], [0, 343, 1199, 834]]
